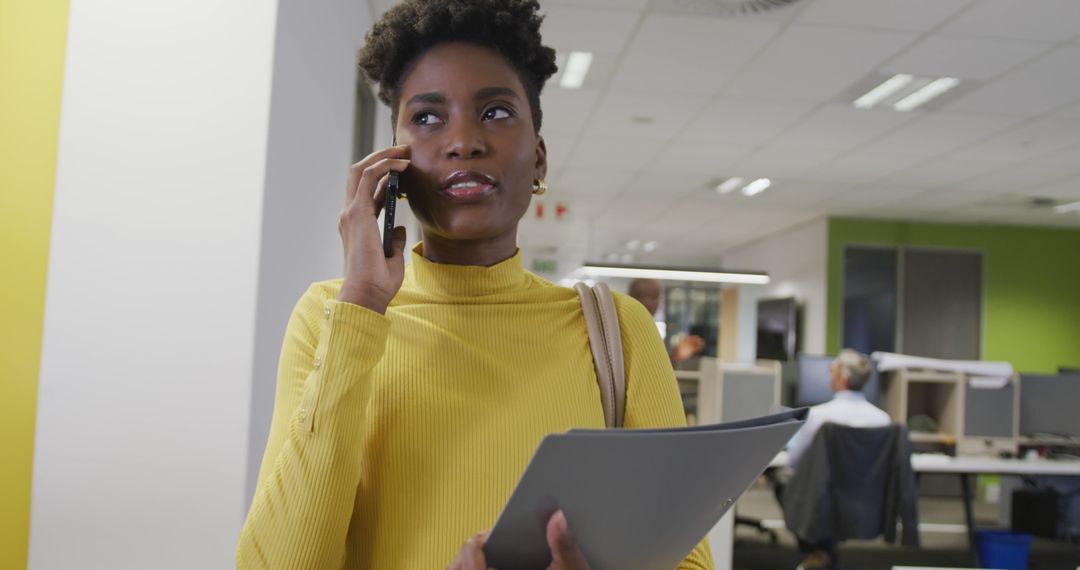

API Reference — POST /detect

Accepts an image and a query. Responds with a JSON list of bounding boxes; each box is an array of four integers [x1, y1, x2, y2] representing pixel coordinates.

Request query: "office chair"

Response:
[[781, 424, 920, 568]]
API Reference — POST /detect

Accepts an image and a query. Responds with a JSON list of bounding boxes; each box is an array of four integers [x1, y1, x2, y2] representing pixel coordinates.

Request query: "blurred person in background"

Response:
[[628, 277, 705, 362]]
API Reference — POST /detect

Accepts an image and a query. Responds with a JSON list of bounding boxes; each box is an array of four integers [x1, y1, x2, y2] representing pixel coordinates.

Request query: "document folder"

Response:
[[483, 408, 807, 570]]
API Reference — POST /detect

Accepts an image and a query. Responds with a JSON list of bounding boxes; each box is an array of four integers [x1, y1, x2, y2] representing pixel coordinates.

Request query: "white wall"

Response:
[[30, 1, 377, 568], [245, 0, 377, 501], [721, 218, 828, 355]]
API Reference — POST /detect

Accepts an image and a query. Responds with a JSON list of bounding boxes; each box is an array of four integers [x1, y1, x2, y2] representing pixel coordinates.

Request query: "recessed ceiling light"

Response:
[[742, 178, 771, 197], [715, 177, 744, 194], [605, 252, 619, 262], [893, 77, 960, 112], [620, 254, 635, 264], [643, 240, 658, 252], [626, 240, 640, 251], [1054, 200, 1080, 214], [559, 51, 593, 90], [853, 74, 913, 109]]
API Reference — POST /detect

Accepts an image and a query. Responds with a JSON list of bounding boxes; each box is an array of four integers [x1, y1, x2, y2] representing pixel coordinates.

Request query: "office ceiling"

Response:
[[370, 0, 1080, 266]]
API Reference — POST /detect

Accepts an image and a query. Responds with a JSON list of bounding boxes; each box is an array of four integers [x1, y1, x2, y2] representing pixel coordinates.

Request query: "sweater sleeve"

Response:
[[614, 293, 715, 570], [237, 282, 390, 569]]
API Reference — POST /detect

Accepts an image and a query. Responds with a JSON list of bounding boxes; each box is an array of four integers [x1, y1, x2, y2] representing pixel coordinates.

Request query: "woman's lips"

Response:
[[443, 181, 496, 200], [440, 171, 498, 201]]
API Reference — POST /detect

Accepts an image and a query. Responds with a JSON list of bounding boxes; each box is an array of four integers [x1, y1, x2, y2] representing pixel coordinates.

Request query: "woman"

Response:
[[238, 1, 714, 568]]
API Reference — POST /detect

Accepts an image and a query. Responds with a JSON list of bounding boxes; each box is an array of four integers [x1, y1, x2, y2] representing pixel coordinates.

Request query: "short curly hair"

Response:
[[357, 0, 558, 133]]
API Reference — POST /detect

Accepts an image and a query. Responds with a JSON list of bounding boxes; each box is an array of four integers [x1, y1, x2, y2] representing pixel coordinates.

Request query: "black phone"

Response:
[[383, 171, 400, 258]]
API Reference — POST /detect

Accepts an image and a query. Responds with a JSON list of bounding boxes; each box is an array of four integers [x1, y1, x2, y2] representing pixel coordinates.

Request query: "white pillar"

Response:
[[30, 1, 374, 568]]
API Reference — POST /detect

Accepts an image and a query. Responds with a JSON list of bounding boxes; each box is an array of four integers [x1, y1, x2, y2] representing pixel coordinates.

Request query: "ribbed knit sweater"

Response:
[[237, 246, 714, 569]]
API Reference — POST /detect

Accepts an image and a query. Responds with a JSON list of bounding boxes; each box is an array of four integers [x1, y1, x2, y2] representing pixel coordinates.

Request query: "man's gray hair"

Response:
[[836, 349, 872, 391]]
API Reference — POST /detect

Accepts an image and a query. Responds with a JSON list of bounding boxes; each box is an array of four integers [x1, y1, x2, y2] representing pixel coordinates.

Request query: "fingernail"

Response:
[[554, 510, 567, 530]]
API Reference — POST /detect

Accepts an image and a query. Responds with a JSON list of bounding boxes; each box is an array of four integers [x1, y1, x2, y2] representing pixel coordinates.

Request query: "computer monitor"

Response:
[[1020, 374, 1080, 438], [797, 354, 880, 407]]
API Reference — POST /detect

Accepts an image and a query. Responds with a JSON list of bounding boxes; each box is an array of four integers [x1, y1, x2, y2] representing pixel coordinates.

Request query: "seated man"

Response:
[[783, 349, 891, 570]]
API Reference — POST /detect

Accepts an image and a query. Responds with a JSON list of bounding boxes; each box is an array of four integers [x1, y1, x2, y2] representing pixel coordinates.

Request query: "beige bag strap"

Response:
[[574, 282, 626, 428]]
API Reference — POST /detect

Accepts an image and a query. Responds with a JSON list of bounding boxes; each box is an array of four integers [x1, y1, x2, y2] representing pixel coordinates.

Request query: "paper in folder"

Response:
[[483, 407, 808, 570]]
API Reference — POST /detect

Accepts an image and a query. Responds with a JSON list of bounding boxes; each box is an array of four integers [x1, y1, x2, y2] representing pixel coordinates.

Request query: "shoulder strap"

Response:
[[574, 282, 626, 428]]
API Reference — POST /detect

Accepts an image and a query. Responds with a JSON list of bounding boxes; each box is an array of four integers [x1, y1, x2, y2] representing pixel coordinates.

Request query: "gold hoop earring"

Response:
[[532, 179, 547, 196]]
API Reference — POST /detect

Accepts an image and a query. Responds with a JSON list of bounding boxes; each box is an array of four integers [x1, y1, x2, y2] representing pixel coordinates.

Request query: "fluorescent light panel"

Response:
[[742, 178, 771, 196], [716, 177, 744, 194], [579, 264, 770, 285], [853, 74, 913, 109], [559, 52, 593, 89], [1054, 200, 1080, 214], [893, 77, 960, 112]]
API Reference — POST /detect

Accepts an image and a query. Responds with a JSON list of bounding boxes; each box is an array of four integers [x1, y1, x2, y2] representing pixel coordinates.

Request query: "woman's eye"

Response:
[[483, 106, 513, 121], [413, 112, 443, 126]]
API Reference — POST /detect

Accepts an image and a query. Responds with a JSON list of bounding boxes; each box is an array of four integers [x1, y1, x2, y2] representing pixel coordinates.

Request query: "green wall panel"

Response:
[[827, 218, 1080, 373]]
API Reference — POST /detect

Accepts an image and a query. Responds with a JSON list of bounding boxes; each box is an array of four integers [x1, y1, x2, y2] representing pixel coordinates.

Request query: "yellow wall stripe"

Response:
[[0, 0, 71, 567]]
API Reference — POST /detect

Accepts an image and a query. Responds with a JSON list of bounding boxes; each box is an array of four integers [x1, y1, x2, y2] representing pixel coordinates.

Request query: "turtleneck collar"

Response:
[[407, 244, 530, 297]]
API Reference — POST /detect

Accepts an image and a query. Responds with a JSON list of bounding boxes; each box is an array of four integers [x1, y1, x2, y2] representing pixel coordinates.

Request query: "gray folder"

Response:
[[483, 408, 807, 570]]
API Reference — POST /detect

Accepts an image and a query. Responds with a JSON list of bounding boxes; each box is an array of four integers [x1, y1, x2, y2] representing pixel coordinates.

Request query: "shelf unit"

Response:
[[881, 367, 1020, 455]]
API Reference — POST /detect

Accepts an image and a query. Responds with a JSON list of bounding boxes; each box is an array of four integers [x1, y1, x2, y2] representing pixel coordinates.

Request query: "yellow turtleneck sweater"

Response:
[[238, 246, 714, 569]]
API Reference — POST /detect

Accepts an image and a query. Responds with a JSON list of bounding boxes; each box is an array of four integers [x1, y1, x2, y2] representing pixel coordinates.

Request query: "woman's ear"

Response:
[[535, 135, 548, 181]]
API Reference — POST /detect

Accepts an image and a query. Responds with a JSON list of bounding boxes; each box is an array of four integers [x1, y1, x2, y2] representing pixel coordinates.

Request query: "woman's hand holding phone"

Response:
[[337, 145, 410, 314]]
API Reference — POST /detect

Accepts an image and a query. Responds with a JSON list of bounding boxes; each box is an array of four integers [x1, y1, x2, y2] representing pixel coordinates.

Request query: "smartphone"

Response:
[[383, 171, 400, 258]]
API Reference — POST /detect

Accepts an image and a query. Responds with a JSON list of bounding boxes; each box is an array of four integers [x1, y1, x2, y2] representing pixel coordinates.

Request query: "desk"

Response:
[[767, 452, 1080, 562]]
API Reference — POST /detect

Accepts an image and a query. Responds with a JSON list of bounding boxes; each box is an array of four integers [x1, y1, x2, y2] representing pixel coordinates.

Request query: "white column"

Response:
[[30, 1, 374, 568]]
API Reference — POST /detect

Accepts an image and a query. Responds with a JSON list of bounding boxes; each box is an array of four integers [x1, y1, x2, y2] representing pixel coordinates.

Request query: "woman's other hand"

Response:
[[447, 511, 590, 570], [337, 145, 410, 313]]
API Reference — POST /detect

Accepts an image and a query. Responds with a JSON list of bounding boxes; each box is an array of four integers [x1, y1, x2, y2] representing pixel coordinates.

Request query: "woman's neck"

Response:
[[420, 229, 518, 267]]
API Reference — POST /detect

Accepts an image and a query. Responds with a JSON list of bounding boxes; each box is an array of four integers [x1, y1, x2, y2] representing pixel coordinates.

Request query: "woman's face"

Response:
[[394, 42, 547, 243]]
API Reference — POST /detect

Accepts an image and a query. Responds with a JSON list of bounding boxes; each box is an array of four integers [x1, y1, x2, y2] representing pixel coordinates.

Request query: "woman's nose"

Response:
[[443, 120, 487, 159]]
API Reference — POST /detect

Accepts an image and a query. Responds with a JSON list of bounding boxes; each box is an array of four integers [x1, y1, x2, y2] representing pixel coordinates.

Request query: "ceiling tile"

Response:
[[610, 14, 780, 94], [1038, 142, 1080, 164], [540, 88, 603, 136], [541, 133, 578, 171], [862, 112, 1019, 157], [882, 157, 1003, 189], [951, 117, 1080, 162], [584, 91, 711, 139], [674, 97, 816, 147], [951, 159, 1080, 195], [565, 134, 664, 169], [743, 180, 850, 208], [941, 0, 1080, 42], [541, 0, 651, 9], [642, 140, 751, 177], [554, 166, 637, 196], [945, 45, 1080, 116], [619, 170, 718, 199], [885, 35, 1048, 81], [805, 153, 923, 186], [539, 5, 640, 54], [1016, 176, 1080, 200], [725, 25, 917, 101], [726, 147, 843, 179], [1053, 99, 1080, 119], [596, 196, 671, 226], [768, 104, 914, 152], [648, 196, 731, 231], [797, 0, 972, 32]]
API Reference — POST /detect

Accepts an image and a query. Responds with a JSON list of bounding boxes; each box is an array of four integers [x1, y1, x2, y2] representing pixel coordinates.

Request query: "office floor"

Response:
[[733, 484, 1080, 570]]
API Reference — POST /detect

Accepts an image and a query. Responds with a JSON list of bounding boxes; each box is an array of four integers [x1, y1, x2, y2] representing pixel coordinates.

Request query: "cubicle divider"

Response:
[[676, 358, 782, 425]]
